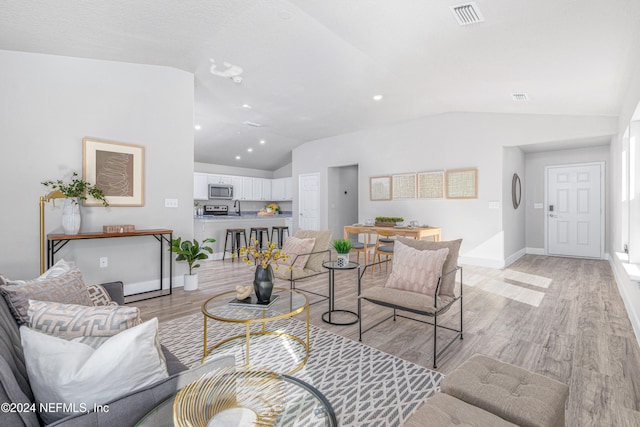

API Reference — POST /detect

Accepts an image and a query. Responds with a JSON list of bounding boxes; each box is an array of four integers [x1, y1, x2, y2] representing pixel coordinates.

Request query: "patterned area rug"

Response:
[[159, 312, 441, 427]]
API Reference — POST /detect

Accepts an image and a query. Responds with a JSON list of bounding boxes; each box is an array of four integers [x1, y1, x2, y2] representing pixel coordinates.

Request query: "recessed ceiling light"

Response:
[[235, 156, 241, 160], [247, 148, 253, 152], [242, 104, 252, 109], [373, 94, 383, 101], [194, 125, 201, 130], [259, 140, 266, 145]]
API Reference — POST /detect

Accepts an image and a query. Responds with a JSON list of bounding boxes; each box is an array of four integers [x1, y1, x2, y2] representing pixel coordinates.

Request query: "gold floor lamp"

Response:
[[39, 190, 66, 274]]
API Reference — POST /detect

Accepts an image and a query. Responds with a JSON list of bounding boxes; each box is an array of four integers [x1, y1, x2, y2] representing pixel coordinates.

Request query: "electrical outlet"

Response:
[[99, 257, 108, 268], [165, 198, 178, 208]]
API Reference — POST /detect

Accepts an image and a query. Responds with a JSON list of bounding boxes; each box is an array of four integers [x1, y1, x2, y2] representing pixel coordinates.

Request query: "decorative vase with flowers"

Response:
[[239, 239, 289, 303], [42, 172, 109, 235]]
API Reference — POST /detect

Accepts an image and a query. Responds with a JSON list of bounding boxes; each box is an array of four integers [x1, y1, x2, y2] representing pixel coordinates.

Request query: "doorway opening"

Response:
[[328, 165, 359, 240]]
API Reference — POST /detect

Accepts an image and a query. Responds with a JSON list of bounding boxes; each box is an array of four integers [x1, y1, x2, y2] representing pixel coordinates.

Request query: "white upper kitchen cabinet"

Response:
[[194, 173, 209, 200]]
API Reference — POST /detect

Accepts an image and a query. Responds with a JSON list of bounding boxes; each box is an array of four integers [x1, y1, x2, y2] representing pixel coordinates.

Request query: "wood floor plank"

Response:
[[134, 254, 640, 425]]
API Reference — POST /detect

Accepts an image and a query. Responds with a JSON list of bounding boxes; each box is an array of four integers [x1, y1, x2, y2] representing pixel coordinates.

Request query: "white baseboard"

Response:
[[123, 275, 183, 296], [608, 253, 640, 349], [526, 247, 545, 255], [504, 248, 526, 267]]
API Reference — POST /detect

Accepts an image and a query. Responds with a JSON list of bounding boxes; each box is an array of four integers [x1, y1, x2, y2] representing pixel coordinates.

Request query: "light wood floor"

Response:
[[134, 254, 640, 426]]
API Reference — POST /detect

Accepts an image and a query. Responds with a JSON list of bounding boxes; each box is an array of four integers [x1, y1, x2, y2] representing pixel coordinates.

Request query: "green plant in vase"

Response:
[[169, 237, 216, 291], [332, 239, 352, 267]]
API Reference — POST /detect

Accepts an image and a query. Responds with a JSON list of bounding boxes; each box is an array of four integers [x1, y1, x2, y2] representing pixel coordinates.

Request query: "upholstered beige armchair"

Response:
[[273, 229, 332, 304], [358, 237, 463, 369]]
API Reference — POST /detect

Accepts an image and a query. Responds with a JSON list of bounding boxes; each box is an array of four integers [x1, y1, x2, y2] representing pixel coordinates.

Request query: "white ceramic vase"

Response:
[[337, 253, 349, 268], [61, 198, 81, 235], [184, 273, 198, 291]]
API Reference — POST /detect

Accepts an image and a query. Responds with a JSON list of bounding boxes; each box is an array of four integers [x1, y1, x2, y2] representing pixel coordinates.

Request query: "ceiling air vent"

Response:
[[450, 2, 484, 26], [512, 93, 529, 102]]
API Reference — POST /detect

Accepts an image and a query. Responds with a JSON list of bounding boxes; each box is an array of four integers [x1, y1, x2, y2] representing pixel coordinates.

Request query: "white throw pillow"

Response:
[[21, 318, 169, 424], [5, 259, 74, 285], [280, 236, 316, 269], [384, 240, 449, 296]]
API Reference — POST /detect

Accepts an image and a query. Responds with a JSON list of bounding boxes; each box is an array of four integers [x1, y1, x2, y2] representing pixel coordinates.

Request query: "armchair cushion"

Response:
[[293, 230, 332, 272], [280, 236, 316, 269], [359, 286, 454, 315], [396, 238, 462, 298], [384, 240, 449, 295]]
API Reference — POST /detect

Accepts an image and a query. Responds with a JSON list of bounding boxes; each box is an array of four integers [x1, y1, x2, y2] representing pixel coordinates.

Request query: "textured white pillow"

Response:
[[21, 318, 169, 424], [384, 240, 449, 296], [6, 259, 74, 285], [280, 236, 316, 269]]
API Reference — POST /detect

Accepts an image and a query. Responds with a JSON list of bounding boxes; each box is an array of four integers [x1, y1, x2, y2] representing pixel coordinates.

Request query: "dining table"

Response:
[[343, 224, 442, 265]]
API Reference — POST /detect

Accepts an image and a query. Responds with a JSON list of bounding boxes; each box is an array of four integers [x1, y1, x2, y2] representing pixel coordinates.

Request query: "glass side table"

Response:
[[135, 373, 337, 427], [202, 287, 310, 375], [321, 260, 360, 325]]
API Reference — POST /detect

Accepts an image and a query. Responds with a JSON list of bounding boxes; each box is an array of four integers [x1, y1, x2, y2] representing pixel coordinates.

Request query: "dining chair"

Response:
[[373, 229, 396, 272], [347, 229, 376, 266]]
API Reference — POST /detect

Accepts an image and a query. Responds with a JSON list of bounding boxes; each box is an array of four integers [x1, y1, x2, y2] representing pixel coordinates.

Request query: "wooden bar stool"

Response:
[[270, 226, 290, 248], [249, 227, 269, 249], [223, 228, 247, 261]]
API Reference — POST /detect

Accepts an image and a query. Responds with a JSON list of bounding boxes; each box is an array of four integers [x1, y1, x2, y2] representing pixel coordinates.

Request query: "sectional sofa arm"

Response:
[[99, 281, 125, 305], [47, 354, 236, 427]]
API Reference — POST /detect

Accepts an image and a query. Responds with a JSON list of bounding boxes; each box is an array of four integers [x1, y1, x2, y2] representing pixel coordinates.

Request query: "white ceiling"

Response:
[[2, 0, 639, 170]]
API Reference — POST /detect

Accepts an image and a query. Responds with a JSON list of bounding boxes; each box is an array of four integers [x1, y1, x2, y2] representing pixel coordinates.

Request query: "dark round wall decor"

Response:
[[512, 173, 522, 209]]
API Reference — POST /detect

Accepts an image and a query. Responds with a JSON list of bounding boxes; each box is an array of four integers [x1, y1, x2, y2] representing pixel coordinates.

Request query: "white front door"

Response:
[[546, 162, 604, 258], [299, 173, 320, 230]]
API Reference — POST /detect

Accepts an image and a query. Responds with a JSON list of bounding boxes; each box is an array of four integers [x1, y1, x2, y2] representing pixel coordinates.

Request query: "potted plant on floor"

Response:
[[332, 239, 352, 268], [42, 172, 109, 235], [170, 237, 216, 291]]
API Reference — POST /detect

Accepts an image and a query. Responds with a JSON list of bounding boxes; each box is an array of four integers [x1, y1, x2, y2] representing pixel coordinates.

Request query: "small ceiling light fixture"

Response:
[[194, 125, 201, 130], [247, 148, 253, 152], [373, 94, 383, 101], [235, 156, 241, 160], [242, 104, 252, 109], [243, 121, 263, 127], [259, 140, 266, 144]]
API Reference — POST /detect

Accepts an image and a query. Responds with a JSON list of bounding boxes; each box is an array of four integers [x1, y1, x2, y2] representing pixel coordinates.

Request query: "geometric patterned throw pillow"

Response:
[[86, 284, 118, 307], [0, 267, 92, 325], [27, 300, 142, 338]]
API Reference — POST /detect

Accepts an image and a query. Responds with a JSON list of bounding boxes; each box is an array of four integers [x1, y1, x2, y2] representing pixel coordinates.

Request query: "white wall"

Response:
[[524, 145, 611, 252], [0, 50, 195, 291], [293, 112, 617, 266], [502, 147, 526, 265]]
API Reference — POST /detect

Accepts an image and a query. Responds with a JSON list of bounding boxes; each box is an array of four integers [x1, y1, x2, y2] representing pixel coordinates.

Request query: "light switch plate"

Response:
[[165, 198, 178, 208], [534, 203, 543, 209], [488, 201, 500, 209]]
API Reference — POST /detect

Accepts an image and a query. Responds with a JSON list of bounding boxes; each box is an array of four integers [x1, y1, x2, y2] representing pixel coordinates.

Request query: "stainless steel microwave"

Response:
[[208, 184, 233, 200]]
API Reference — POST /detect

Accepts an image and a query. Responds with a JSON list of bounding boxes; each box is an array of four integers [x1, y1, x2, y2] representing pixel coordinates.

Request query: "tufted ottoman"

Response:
[[404, 392, 518, 427], [441, 354, 569, 427]]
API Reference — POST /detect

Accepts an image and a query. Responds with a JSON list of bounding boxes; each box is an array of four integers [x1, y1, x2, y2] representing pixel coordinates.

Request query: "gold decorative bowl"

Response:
[[173, 367, 285, 427]]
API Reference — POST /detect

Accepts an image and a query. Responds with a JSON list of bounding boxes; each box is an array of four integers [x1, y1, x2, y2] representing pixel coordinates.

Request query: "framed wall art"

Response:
[[417, 171, 444, 199], [83, 138, 145, 206], [369, 176, 392, 201], [392, 173, 416, 199], [445, 168, 478, 199]]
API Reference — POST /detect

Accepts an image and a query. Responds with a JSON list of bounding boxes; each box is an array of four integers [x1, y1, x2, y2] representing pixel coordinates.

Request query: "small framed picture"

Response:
[[370, 176, 392, 201], [83, 138, 145, 206], [446, 169, 478, 199]]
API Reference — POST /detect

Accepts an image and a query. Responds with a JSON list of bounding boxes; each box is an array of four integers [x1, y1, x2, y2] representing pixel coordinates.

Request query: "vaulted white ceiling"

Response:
[[2, 0, 639, 170]]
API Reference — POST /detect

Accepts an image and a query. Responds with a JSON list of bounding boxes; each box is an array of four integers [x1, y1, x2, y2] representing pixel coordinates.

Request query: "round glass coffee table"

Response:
[[135, 372, 337, 427], [202, 287, 310, 375]]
